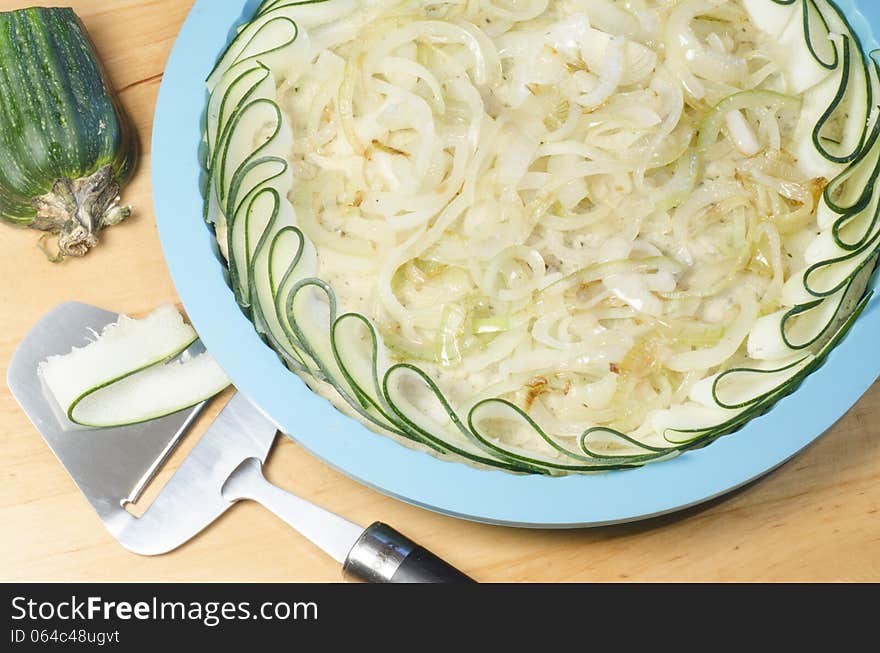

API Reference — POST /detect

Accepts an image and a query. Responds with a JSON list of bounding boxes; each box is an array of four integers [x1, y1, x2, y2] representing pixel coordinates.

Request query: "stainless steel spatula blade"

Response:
[[8, 303, 473, 580], [4, 302, 275, 555], [108, 391, 278, 555]]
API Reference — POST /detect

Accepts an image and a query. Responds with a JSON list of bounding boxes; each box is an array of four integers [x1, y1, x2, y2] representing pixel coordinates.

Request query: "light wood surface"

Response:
[[1, 0, 878, 583]]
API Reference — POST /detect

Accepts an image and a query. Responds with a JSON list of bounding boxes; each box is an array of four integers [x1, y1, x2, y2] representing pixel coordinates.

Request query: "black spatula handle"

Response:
[[342, 522, 476, 584]]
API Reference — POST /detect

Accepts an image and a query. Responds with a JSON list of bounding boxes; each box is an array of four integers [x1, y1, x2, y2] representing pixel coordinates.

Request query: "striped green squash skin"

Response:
[[0, 7, 137, 258]]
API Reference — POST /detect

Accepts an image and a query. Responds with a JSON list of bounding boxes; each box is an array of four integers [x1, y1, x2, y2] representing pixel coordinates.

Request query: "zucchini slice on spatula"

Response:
[[39, 305, 231, 428], [0, 7, 137, 259]]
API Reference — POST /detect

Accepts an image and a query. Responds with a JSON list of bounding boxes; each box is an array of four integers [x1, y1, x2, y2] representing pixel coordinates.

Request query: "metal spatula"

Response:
[[7, 302, 473, 583]]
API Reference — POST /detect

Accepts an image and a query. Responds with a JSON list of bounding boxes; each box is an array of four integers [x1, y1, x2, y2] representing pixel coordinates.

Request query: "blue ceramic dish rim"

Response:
[[152, 0, 880, 528]]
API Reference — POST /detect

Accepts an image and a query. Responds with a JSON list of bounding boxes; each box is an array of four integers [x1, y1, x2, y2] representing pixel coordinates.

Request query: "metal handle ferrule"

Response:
[[343, 522, 475, 584]]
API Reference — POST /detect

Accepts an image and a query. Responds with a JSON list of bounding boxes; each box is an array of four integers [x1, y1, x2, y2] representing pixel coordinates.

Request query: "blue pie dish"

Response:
[[153, 0, 880, 527]]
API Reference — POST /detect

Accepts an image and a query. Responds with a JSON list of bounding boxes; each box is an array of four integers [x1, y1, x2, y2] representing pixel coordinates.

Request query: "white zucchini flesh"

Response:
[[38, 305, 231, 428], [741, 0, 796, 39]]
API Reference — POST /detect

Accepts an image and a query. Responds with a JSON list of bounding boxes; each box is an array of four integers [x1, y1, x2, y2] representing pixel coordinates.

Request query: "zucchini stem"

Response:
[[31, 165, 132, 259]]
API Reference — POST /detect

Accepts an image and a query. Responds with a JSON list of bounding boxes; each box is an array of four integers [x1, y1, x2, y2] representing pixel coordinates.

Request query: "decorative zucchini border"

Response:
[[201, 0, 880, 475]]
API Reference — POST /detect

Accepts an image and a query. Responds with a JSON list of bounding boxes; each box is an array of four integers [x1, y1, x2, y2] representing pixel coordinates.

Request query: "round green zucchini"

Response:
[[0, 7, 137, 259]]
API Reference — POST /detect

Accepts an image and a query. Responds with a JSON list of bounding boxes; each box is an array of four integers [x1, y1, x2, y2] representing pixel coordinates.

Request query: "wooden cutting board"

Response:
[[1, 0, 878, 583]]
